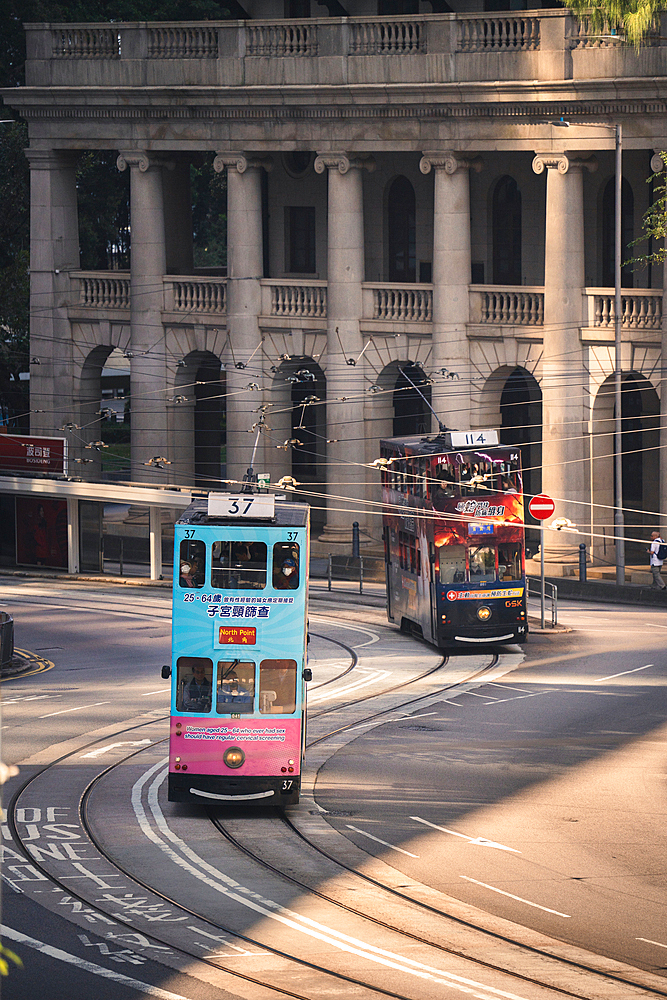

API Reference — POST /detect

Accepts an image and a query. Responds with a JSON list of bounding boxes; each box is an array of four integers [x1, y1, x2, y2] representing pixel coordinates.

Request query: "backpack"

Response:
[[657, 542, 667, 560]]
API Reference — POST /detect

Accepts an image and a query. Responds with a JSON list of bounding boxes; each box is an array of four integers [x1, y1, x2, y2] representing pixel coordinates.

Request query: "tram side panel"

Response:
[[169, 513, 308, 805]]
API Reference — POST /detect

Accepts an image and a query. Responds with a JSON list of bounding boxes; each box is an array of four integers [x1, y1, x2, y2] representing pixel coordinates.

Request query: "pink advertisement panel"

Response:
[[170, 716, 301, 776]]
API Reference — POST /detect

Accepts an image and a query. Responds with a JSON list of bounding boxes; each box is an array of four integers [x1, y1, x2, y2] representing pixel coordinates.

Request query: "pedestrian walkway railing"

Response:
[[527, 578, 558, 627], [311, 555, 385, 595]]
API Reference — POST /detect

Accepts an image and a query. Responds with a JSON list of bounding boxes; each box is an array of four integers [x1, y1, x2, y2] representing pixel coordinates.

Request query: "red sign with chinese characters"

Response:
[[0, 435, 67, 475], [219, 626, 257, 645]]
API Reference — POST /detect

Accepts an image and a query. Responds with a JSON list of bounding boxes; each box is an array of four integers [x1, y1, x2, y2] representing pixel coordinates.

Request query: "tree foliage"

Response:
[[0, 119, 29, 427], [627, 151, 667, 268], [560, 0, 664, 47]]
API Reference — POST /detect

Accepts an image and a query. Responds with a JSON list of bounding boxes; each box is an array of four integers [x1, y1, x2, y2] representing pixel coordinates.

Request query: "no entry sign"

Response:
[[528, 494, 555, 520]]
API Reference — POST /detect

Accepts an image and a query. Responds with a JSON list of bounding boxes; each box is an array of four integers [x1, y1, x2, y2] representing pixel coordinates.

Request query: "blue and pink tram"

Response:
[[165, 492, 310, 805]]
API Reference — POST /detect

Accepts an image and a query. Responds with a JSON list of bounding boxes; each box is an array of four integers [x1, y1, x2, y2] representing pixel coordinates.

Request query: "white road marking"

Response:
[[39, 702, 110, 719], [345, 825, 420, 857], [637, 937, 667, 949], [460, 877, 570, 917], [411, 816, 520, 853], [644, 623, 667, 629], [485, 690, 553, 706], [344, 711, 439, 733], [0, 925, 188, 999], [133, 761, 532, 1000], [80, 740, 152, 759], [310, 615, 380, 645], [308, 668, 392, 704], [141, 688, 171, 696], [592, 664, 654, 683], [466, 691, 500, 700]]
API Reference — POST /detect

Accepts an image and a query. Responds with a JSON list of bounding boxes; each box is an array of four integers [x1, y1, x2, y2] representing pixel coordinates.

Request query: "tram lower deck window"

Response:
[[438, 544, 466, 585], [176, 657, 213, 713], [216, 659, 255, 714], [259, 659, 297, 714], [498, 545, 522, 581], [211, 540, 267, 589]]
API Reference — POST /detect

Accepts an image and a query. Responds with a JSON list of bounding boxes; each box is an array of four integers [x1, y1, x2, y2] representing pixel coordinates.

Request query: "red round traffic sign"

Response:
[[528, 494, 555, 520]]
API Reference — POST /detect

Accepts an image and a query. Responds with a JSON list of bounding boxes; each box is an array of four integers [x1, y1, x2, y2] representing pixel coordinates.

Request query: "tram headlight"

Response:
[[477, 606, 492, 622], [223, 746, 245, 769]]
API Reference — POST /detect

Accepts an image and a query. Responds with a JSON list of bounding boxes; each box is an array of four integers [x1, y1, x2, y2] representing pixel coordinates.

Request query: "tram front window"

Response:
[[469, 545, 496, 583], [438, 544, 466, 585], [498, 545, 522, 581], [179, 540, 205, 589], [216, 659, 255, 714], [273, 542, 299, 590], [259, 659, 297, 714], [176, 656, 213, 713], [211, 540, 267, 589]]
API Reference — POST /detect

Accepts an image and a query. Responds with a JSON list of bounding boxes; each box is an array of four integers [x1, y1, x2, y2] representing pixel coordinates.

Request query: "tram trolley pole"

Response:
[[360, 555, 364, 595], [327, 553, 332, 592], [579, 543, 587, 583]]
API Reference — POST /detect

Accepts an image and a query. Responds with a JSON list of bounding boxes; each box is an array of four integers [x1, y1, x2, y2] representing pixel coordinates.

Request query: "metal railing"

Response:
[[527, 577, 558, 627]]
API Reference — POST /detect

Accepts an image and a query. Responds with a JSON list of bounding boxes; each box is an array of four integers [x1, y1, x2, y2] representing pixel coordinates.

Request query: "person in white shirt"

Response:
[[648, 531, 667, 590]]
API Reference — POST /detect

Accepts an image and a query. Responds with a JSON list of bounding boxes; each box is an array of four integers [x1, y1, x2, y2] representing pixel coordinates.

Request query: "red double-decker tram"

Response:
[[380, 430, 527, 646]]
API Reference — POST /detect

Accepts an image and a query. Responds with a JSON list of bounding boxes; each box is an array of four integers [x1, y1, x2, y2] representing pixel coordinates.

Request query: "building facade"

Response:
[[5, 1, 667, 565]]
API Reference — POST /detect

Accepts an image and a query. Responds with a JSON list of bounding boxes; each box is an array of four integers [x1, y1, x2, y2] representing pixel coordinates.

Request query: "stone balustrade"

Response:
[[261, 280, 327, 319], [470, 286, 544, 326], [584, 288, 662, 330], [165, 277, 227, 314], [366, 283, 433, 322], [26, 10, 667, 87], [73, 272, 130, 309]]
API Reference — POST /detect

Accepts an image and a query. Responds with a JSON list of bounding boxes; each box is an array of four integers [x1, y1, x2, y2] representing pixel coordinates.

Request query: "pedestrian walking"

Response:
[[647, 530, 667, 590]]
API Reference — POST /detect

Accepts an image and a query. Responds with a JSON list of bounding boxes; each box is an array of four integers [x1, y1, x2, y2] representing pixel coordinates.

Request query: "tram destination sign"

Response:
[[0, 434, 67, 475], [208, 493, 275, 519], [528, 494, 556, 520]]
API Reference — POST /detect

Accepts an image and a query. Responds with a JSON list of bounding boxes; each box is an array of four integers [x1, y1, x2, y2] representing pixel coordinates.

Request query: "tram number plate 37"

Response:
[[280, 780, 294, 794]]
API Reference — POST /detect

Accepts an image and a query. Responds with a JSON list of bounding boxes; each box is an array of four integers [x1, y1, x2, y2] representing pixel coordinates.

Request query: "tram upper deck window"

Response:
[[469, 545, 496, 583], [438, 544, 466, 585], [273, 542, 299, 590], [179, 540, 205, 588], [211, 540, 267, 590], [216, 659, 255, 714], [259, 658, 297, 714], [176, 656, 213, 713], [498, 545, 522, 581]]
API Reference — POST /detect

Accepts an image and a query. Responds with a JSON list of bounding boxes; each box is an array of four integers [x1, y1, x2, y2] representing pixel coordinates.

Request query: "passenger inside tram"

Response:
[[211, 539, 267, 589], [177, 657, 213, 713]]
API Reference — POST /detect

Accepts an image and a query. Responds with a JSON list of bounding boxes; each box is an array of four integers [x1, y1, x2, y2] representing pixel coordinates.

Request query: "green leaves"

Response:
[[560, 0, 664, 47]]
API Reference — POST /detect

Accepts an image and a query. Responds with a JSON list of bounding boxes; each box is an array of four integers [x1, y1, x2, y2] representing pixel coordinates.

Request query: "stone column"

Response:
[[213, 153, 271, 488], [25, 150, 79, 443], [117, 151, 170, 483], [314, 152, 374, 545], [420, 153, 481, 433], [533, 152, 596, 564]]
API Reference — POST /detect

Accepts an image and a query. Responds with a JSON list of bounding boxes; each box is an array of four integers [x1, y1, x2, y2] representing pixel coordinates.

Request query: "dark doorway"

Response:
[[614, 374, 659, 563], [194, 358, 225, 487], [493, 175, 522, 286], [394, 364, 430, 436], [500, 367, 542, 555], [388, 176, 416, 283], [602, 176, 634, 288]]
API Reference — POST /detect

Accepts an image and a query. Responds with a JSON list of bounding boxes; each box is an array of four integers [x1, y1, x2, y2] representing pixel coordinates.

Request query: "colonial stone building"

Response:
[[4, 1, 667, 565]]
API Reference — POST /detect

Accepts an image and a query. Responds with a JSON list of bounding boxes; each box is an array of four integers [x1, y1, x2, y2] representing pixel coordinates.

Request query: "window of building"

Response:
[[285, 206, 316, 273], [388, 176, 416, 282], [285, 0, 310, 16], [211, 540, 267, 590], [492, 175, 522, 285]]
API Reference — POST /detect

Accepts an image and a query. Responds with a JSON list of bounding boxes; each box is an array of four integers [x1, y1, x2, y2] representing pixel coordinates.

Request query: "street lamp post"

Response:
[[546, 119, 624, 584]]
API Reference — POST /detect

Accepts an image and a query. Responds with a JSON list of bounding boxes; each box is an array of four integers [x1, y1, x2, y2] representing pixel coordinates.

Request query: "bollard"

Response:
[[352, 521, 360, 559], [119, 536, 124, 576], [328, 553, 332, 592], [579, 542, 587, 583]]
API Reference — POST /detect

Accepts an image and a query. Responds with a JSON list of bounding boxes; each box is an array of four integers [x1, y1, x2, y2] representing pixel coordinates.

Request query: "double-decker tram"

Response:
[[165, 491, 310, 805], [381, 430, 527, 646]]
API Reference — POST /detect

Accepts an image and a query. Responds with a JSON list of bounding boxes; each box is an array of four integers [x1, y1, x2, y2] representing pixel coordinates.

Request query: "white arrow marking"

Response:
[[81, 740, 152, 759], [411, 816, 521, 853]]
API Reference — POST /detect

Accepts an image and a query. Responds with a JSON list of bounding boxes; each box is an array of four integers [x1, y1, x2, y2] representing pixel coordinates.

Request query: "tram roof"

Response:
[[176, 496, 309, 528], [380, 434, 512, 456]]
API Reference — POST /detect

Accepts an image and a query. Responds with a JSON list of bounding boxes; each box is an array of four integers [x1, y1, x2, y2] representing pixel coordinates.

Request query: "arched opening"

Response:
[[500, 367, 542, 554], [100, 347, 131, 480], [592, 373, 659, 566], [288, 358, 326, 484], [393, 363, 430, 437], [387, 176, 416, 283], [602, 176, 634, 288], [193, 356, 225, 488], [492, 175, 522, 286]]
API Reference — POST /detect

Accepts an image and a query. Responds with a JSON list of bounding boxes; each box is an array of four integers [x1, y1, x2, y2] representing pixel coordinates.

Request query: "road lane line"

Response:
[[134, 763, 531, 1000], [486, 691, 553, 706], [141, 688, 171, 696], [460, 877, 570, 917], [345, 825, 420, 857], [39, 702, 110, 719], [411, 817, 520, 853], [637, 937, 667, 949], [0, 925, 188, 999], [592, 664, 653, 683]]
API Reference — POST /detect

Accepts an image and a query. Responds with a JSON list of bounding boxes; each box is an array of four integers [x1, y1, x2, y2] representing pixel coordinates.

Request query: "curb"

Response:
[[1, 648, 53, 680]]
